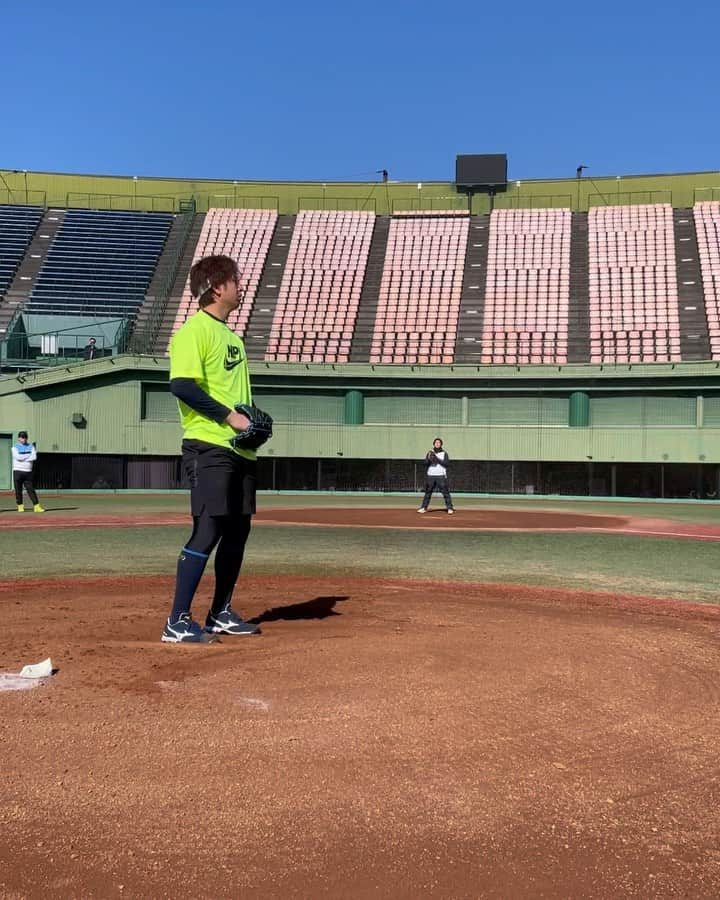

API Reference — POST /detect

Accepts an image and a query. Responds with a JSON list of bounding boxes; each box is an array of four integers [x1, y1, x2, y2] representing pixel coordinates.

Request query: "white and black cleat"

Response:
[[162, 613, 216, 643], [205, 606, 260, 636]]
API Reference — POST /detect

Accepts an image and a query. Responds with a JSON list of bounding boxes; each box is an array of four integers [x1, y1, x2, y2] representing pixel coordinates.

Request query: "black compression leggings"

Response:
[[185, 513, 251, 556], [185, 513, 252, 615]]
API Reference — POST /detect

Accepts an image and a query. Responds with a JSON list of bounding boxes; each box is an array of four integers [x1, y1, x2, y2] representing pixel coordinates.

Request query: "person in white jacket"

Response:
[[12, 431, 44, 513], [417, 438, 455, 514]]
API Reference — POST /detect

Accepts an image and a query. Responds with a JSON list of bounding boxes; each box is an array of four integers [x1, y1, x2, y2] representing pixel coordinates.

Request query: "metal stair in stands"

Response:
[[673, 208, 710, 361], [349, 216, 391, 362], [131, 211, 198, 354], [244, 214, 296, 360], [148, 213, 206, 354], [567, 212, 590, 363], [0, 208, 66, 342], [453, 215, 490, 363]]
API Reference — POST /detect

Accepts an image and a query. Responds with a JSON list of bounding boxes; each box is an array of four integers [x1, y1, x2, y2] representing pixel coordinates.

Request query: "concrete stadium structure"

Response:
[[1, 167, 719, 497]]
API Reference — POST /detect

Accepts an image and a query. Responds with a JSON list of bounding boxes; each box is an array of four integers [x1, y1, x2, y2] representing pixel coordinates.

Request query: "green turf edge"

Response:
[[1, 524, 718, 606]]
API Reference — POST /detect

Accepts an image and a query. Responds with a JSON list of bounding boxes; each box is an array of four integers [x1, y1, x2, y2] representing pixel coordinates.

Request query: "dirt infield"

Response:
[[3, 505, 720, 541], [2, 574, 720, 898]]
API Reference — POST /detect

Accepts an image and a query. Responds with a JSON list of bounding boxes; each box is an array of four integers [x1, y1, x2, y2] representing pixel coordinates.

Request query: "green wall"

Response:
[[3, 168, 720, 215], [0, 434, 11, 490], [590, 395, 697, 427], [2, 357, 720, 468], [703, 397, 720, 426], [365, 395, 464, 426]]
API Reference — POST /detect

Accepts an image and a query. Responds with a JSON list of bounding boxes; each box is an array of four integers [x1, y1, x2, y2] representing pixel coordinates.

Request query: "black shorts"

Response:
[[182, 440, 257, 518]]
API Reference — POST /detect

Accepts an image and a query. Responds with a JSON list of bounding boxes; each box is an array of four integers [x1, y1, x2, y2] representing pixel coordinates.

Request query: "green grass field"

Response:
[[1, 493, 718, 604], [3, 490, 720, 521]]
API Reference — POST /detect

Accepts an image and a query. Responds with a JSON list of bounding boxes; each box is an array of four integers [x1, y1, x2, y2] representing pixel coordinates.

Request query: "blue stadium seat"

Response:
[[26, 209, 173, 318]]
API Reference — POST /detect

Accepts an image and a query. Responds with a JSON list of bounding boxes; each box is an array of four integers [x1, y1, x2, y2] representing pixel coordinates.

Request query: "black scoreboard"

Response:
[[455, 154, 508, 189]]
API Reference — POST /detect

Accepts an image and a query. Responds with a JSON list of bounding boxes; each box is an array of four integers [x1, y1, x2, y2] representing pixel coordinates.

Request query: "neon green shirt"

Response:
[[169, 310, 255, 460]]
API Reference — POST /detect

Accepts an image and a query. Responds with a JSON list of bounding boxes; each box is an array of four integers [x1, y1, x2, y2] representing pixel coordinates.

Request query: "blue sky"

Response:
[[3, 0, 719, 183]]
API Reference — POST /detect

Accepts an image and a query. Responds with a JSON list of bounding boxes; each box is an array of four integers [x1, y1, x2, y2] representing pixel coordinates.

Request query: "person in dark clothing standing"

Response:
[[83, 338, 97, 360], [417, 438, 454, 514]]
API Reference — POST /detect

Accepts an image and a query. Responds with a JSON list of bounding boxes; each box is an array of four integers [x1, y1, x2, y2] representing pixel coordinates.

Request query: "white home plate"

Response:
[[0, 658, 54, 692], [0, 675, 48, 692]]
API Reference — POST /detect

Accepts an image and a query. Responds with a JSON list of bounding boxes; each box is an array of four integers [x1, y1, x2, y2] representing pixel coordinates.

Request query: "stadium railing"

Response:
[[0, 316, 128, 370], [129, 211, 197, 354]]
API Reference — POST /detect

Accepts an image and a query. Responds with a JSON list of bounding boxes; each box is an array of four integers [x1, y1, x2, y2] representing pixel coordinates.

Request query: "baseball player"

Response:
[[12, 431, 44, 513], [162, 254, 271, 643], [417, 438, 454, 514]]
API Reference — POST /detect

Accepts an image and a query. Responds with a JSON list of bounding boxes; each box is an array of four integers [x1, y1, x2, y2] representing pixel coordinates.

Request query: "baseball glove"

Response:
[[229, 404, 274, 451], [426, 451, 439, 465]]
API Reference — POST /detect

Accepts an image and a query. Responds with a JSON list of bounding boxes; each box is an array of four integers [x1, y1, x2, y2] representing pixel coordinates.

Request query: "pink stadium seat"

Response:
[[480, 208, 571, 364], [588, 204, 681, 363], [171, 208, 277, 344], [370, 213, 470, 364], [265, 210, 374, 363], [694, 201, 720, 360]]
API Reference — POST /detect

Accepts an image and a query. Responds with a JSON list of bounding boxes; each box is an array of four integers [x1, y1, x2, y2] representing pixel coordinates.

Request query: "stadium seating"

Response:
[[266, 210, 374, 363], [370, 213, 468, 364], [481, 208, 571, 364], [392, 209, 468, 217], [694, 201, 720, 360], [0, 204, 44, 296], [173, 207, 277, 336], [588, 204, 681, 363], [26, 209, 173, 318], [7, 198, 720, 367]]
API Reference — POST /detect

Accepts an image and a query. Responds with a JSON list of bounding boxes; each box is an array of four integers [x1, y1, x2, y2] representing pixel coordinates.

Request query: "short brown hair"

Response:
[[189, 255, 239, 307]]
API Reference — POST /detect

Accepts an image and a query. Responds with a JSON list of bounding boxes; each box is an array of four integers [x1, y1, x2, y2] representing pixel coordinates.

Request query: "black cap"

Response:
[[18, 430, 28, 438]]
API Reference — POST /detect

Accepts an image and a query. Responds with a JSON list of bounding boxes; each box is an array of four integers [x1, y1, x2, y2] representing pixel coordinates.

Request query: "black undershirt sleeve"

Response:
[[169, 378, 232, 424]]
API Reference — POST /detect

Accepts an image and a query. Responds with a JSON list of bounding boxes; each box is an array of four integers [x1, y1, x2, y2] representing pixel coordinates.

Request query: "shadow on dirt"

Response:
[[250, 595, 349, 624]]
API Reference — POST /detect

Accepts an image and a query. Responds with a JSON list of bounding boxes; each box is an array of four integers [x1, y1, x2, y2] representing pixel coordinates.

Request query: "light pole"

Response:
[[576, 165, 588, 211]]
